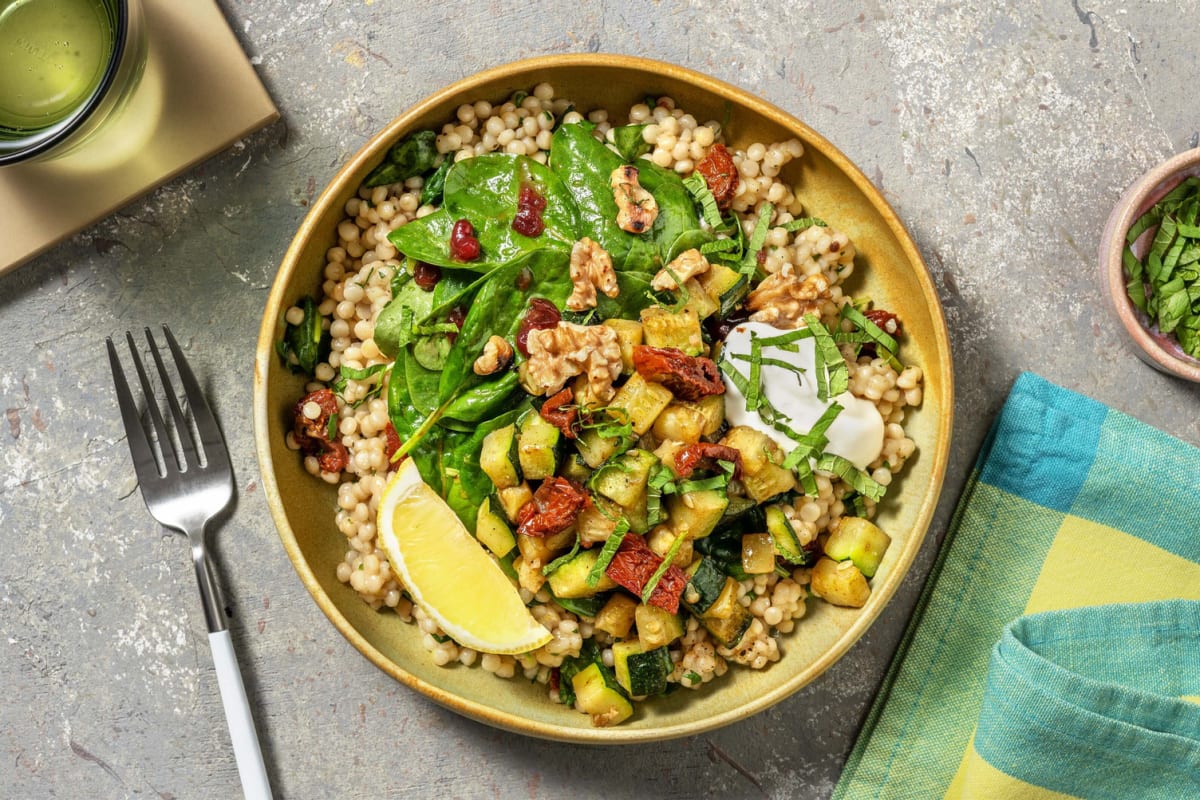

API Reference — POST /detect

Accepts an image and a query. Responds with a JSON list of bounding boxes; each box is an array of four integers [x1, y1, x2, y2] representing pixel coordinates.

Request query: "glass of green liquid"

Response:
[[0, 0, 146, 164]]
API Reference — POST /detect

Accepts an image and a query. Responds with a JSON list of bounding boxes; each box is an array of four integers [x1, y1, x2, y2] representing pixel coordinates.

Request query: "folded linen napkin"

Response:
[[833, 372, 1200, 800]]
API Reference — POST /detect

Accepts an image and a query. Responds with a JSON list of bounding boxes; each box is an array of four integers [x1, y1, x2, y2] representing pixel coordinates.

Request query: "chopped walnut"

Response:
[[472, 335, 513, 375], [745, 271, 831, 328], [517, 321, 623, 402], [610, 164, 659, 234], [567, 237, 619, 311], [651, 248, 711, 291]]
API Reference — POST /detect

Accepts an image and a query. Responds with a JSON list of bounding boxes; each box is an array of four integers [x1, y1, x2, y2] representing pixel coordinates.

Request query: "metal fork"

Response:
[[107, 326, 273, 800]]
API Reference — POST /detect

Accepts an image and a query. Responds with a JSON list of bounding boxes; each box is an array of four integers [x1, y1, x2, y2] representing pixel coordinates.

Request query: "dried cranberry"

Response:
[[514, 266, 533, 291], [450, 219, 481, 261], [444, 306, 467, 345], [632, 345, 726, 401], [512, 184, 547, 238], [412, 262, 441, 291], [516, 298, 561, 357], [516, 477, 588, 538], [695, 144, 739, 212]]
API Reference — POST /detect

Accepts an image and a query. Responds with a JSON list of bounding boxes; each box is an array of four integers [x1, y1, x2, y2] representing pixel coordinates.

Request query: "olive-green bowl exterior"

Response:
[[253, 54, 954, 743]]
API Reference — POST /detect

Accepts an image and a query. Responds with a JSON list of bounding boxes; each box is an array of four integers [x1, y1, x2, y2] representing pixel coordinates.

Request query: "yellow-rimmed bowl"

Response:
[[253, 55, 953, 742]]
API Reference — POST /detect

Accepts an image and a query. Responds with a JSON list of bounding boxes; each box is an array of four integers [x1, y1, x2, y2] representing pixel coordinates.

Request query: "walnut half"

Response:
[[473, 335, 514, 375], [567, 237, 620, 311], [746, 272, 832, 329], [651, 248, 711, 291], [610, 165, 659, 234], [517, 321, 623, 403]]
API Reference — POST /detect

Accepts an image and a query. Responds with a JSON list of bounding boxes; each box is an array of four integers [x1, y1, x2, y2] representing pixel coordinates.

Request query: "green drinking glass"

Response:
[[0, 0, 147, 164]]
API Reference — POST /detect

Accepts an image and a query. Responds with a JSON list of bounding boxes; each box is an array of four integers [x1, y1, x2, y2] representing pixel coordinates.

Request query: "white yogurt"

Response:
[[719, 321, 884, 469]]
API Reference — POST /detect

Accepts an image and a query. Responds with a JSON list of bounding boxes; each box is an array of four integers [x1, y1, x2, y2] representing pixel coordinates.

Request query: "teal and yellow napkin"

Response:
[[834, 372, 1200, 799]]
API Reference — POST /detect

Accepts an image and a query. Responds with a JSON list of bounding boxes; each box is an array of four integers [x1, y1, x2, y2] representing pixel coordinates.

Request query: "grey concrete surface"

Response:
[[3, 1, 1199, 798]]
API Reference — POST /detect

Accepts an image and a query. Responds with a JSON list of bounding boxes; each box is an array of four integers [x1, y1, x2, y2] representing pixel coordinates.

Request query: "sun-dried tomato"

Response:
[[604, 533, 688, 614], [860, 308, 902, 358], [548, 667, 561, 694], [695, 144, 739, 212], [383, 422, 401, 471], [516, 477, 588, 537], [292, 389, 350, 473], [674, 443, 743, 480], [516, 298, 561, 357], [632, 345, 726, 401], [863, 308, 902, 338], [540, 387, 580, 440]]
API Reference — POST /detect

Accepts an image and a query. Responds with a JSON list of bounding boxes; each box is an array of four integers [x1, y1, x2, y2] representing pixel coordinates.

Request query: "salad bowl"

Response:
[[253, 54, 953, 742]]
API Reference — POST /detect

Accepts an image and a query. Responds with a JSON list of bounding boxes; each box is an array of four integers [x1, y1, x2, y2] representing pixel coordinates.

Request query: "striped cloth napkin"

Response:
[[833, 372, 1200, 799]]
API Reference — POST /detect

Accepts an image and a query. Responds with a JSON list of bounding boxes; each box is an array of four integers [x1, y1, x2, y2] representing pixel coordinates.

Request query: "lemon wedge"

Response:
[[377, 458, 553, 655]]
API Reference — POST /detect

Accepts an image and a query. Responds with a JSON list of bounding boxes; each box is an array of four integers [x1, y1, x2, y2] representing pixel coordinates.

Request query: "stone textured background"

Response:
[[3, 1, 1199, 797]]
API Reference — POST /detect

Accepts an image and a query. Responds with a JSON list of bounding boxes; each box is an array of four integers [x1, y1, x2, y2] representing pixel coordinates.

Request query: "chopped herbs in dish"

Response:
[[1124, 176, 1200, 361], [280, 83, 925, 726]]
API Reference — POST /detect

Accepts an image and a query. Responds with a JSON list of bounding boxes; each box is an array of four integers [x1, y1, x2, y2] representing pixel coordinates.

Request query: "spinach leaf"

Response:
[[373, 275, 435, 357], [404, 348, 442, 416], [274, 296, 328, 376], [439, 408, 525, 527], [548, 122, 709, 271], [638, 159, 714, 262], [388, 153, 578, 270], [441, 372, 522, 422], [593, 270, 657, 321], [610, 124, 650, 161], [420, 157, 453, 206], [437, 248, 572, 403], [364, 130, 439, 188], [386, 347, 430, 445]]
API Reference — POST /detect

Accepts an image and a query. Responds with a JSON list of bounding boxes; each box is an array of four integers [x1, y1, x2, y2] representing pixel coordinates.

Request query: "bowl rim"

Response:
[[1099, 147, 1200, 383], [253, 53, 954, 742]]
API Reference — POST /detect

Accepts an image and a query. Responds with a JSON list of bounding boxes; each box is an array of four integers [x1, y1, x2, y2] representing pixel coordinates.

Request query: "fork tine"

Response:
[[144, 327, 201, 468], [125, 330, 181, 472], [161, 326, 228, 467], [107, 337, 162, 480]]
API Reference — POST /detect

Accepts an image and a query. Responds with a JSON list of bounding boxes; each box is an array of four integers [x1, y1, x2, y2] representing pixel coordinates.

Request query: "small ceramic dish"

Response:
[[1099, 148, 1200, 383], [253, 54, 954, 742]]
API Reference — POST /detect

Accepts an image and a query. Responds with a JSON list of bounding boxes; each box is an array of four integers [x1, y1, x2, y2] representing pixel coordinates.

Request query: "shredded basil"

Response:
[[542, 536, 582, 576], [740, 202, 775, 277], [804, 314, 849, 401], [815, 452, 886, 502], [326, 412, 339, 441], [586, 517, 630, 587], [683, 173, 725, 228], [781, 216, 827, 232], [640, 533, 687, 604]]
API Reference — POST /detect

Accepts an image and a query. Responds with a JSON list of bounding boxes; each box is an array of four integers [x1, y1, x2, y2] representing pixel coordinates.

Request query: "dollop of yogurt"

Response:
[[719, 321, 884, 469]]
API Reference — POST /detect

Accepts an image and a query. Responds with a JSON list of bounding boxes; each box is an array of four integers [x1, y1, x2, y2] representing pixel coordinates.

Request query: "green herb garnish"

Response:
[[815, 452, 886, 502], [586, 517, 630, 587], [542, 536, 582, 576], [781, 216, 828, 232], [740, 202, 775, 278], [640, 533, 687, 604], [275, 296, 329, 376], [1123, 176, 1200, 358], [683, 173, 725, 228]]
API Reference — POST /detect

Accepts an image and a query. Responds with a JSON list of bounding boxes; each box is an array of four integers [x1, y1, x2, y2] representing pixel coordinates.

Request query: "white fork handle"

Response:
[[209, 630, 274, 800]]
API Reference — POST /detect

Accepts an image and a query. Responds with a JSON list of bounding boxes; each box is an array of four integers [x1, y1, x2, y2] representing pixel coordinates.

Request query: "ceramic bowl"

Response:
[[253, 54, 954, 742], [1099, 148, 1200, 383]]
